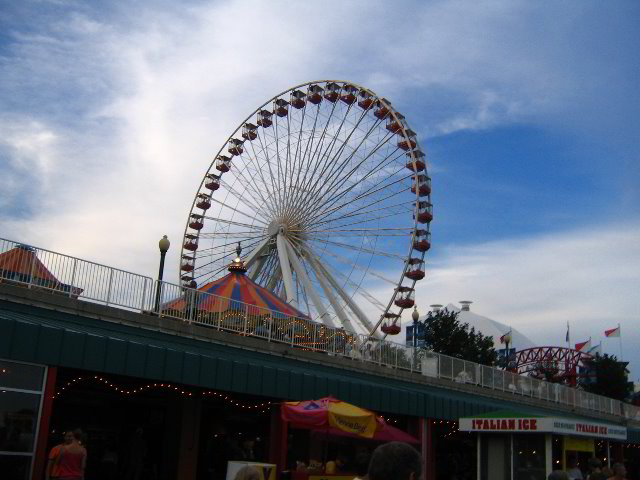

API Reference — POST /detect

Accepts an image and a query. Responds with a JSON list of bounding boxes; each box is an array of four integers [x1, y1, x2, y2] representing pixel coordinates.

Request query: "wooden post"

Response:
[[32, 366, 57, 480]]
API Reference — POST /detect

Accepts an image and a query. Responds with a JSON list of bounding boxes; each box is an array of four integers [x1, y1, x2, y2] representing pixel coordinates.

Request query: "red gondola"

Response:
[[257, 109, 273, 127], [242, 123, 257, 141], [196, 193, 211, 210], [414, 201, 432, 223], [205, 173, 220, 191], [394, 286, 415, 309], [290, 90, 306, 109], [324, 82, 340, 102], [411, 174, 431, 196], [340, 84, 358, 105], [412, 230, 431, 252], [189, 213, 204, 231], [274, 98, 289, 117], [398, 129, 417, 151], [381, 313, 401, 335], [307, 85, 324, 104], [180, 255, 195, 272], [374, 98, 391, 119], [216, 155, 232, 173], [183, 234, 199, 252], [358, 90, 374, 110], [405, 258, 425, 281], [405, 150, 426, 172], [386, 113, 405, 133], [228, 138, 244, 156]]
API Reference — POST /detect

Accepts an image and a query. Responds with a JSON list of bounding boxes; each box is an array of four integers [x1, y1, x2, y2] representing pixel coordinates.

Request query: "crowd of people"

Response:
[[46, 430, 633, 480], [549, 458, 629, 480]]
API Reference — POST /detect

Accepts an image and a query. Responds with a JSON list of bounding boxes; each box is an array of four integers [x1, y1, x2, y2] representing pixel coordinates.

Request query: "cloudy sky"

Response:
[[1, 1, 639, 378]]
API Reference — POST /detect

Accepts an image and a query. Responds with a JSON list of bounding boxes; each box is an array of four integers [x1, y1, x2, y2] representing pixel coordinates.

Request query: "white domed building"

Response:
[[406, 301, 536, 352]]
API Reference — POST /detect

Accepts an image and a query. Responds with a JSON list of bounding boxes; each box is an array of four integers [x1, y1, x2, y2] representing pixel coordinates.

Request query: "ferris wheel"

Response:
[[180, 80, 432, 337]]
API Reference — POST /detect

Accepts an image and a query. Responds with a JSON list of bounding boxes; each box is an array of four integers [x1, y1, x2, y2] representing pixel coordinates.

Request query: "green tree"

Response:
[[581, 353, 633, 401], [418, 308, 498, 366]]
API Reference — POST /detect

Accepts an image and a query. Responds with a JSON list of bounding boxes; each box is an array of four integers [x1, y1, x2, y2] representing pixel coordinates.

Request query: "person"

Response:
[[587, 458, 607, 480], [607, 463, 628, 480], [46, 429, 87, 480], [601, 467, 613, 478], [124, 427, 148, 480], [368, 442, 421, 480], [567, 458, 584, 480], [325, 454, 348, 474], [353, 452, 370, 480], [549, 472, 570, 480], [233, 465, 261, 480]]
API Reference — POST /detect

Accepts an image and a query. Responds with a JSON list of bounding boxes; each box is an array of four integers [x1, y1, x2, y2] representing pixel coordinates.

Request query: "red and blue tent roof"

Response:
[[164, 269, 309, 319]]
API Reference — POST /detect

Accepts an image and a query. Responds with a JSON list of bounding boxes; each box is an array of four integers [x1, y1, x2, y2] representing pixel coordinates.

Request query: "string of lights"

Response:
[[53, 375, 272, 412]]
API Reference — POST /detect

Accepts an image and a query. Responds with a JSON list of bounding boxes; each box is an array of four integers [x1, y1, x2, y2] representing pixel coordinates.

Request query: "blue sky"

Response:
[[1, 1, 639, 378]]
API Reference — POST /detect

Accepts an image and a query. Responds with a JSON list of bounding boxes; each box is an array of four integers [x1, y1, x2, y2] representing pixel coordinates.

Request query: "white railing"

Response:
[[1, 236, 639, 422]]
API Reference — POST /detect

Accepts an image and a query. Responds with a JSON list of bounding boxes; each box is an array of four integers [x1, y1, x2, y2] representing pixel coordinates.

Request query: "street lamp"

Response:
[[154, 235, 170, 313], [412, 305, 420, 367], [502, 332, 512, 370]]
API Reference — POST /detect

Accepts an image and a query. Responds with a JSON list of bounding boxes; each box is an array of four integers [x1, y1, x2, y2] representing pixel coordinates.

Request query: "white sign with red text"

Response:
[[459, 416, 626, 440]]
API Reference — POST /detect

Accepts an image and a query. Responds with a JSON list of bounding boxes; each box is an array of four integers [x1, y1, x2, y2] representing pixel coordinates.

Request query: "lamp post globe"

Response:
[[159, 235, 170, 253]]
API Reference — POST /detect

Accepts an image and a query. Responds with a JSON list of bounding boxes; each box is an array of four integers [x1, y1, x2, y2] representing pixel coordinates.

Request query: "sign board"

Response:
[[226, 462, 277, 480], [459, 416, 626, 441]]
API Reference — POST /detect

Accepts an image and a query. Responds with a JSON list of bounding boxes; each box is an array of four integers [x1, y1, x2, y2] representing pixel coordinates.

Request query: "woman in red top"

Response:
[[46, 429, 87, 480]]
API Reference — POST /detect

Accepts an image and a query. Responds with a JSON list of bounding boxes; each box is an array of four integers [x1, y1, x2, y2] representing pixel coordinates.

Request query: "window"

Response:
[[0, 360, 46, 480]]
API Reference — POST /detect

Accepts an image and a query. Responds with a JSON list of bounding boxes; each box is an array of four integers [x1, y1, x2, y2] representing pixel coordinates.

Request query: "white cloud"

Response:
[[413, 223, 640, 379]]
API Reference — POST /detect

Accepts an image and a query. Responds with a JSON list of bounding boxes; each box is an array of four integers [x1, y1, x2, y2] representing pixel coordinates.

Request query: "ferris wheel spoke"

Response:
[[284, 238, 335, 327], [314, 238, 405, 260], [312, 157, 409, 222], [307, 200, 414, 230], [285, 98, 341, 219], [254, 122, 284, 216], [291, 126, 396, 226], [225, 155, 280, 219], [202, 215, 265, 231], [320, 249, 399, 285], [303, 136, 401, 222], [218, 179, 272, 220], [301, 105, 377, 211], [311, 170, 411, 227], [247, 134, 284, 216], [310, 257, 379, 335]]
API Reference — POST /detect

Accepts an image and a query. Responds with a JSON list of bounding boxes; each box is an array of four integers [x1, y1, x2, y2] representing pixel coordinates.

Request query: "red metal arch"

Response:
[[514, 346, 593, 386]]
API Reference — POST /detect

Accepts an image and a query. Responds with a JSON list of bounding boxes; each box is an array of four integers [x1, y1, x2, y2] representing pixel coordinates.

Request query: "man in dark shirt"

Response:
[[368, 442, 421, 480]]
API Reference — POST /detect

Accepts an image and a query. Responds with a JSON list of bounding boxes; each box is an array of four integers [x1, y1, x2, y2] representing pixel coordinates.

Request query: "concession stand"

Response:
[[459, 411, 627, 480], [281, 397, 418, 480]]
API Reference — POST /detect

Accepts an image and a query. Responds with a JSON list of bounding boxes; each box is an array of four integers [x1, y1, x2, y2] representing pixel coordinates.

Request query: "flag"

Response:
[[605, 326, 620, 338], [587, 343, 602, 356], [500, 329, 512, 344], [575, 339, 591, 352], [565, 323, 570, 343]]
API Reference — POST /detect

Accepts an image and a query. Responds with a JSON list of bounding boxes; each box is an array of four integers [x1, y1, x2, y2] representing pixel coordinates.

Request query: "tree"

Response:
[[418, 308, 498, 366], [580, 353, 633, 401]]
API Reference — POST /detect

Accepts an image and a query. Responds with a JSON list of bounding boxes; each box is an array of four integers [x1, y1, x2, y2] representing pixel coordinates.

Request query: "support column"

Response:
[[32, 366, 57, 480], [544, 434, 553, 477], [177, 396, 203, 480], [269, 405, 288, 476]]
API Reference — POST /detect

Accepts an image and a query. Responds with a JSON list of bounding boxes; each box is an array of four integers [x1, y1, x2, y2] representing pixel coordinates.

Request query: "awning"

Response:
[[459, 411, 627, 441]]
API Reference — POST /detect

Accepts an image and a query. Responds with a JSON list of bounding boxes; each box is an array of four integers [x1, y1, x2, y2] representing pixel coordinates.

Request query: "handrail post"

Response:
[[69, 258, 78, 298], [106, 269, 114, 306], [28, 249, 37, 289], [267, 315, 272, 342], [140, 279, 148, 313], [243, 304, 249, 335], [311, 323, 316, 351]]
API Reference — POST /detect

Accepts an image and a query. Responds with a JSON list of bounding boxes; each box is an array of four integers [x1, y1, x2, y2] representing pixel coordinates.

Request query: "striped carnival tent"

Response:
[[162, 255, 309, 320]]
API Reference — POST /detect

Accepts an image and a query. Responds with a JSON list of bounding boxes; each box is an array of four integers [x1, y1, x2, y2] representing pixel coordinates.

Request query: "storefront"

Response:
[[459, 412, 627, 480]]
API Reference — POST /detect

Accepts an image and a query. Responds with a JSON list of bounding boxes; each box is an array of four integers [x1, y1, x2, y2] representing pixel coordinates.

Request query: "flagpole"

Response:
[[618, 323, 623, 360]]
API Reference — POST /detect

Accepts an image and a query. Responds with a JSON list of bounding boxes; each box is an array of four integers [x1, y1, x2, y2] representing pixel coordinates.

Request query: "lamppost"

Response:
[[154, 235, 170, 313], [503, 332, 512, 370], [412, 305, 420, 367]]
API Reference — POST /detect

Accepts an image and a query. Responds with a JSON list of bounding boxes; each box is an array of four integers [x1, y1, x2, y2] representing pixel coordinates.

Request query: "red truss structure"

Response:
[[514, 346, 593, 386]]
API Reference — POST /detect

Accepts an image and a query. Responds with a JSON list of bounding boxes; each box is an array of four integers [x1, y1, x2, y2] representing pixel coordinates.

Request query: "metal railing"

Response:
[[1, 236, 639, 422]]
